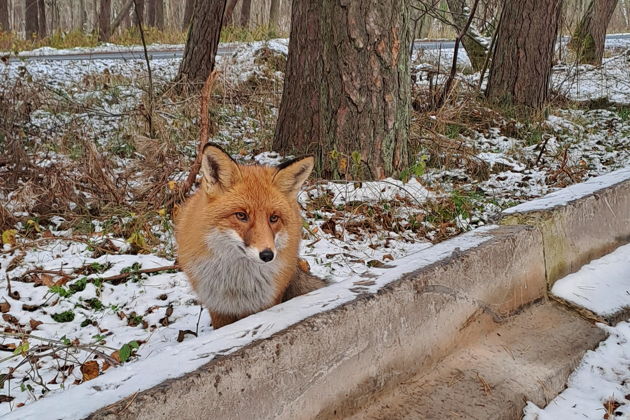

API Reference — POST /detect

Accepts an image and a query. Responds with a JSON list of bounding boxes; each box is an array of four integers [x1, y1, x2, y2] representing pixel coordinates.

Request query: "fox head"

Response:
[[199, 143, 313, 264]]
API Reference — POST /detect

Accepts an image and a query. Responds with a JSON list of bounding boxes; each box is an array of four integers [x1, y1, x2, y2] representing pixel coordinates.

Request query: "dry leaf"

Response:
[[111, 351, 121, 363], [80, 360, 100, 382], [0, 301, 10, 313], [2, 314, 19, 325], [29, 319, 43, 330]]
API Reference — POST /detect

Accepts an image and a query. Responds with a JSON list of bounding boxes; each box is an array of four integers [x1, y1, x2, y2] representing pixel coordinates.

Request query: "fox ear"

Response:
[[273, 156, 314, 196], [200, 144, 241, 195]]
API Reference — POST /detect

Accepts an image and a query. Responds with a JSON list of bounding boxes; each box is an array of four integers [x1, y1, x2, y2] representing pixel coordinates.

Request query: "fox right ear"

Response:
[[200, 144, 241, 195]]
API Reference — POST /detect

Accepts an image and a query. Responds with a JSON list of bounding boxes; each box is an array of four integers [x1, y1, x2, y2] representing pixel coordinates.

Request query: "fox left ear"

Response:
[[273, 156, 314, 196]]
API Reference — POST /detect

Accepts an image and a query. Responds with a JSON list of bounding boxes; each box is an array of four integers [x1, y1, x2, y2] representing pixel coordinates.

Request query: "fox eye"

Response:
[[269, 214, 279, 223], [235, 212, 248, 222]]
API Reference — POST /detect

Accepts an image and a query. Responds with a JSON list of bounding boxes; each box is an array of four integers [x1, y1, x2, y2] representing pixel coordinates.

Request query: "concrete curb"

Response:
[[501, 166, 630, 286]]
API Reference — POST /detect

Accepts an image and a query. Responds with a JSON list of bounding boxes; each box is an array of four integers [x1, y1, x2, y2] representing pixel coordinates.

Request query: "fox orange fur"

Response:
[[175, 144, 326, 329]]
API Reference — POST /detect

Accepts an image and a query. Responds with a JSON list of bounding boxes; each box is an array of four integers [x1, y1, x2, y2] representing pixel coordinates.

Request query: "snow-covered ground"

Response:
[[523, 243, 630, 420], [1, 38, 630, 417]]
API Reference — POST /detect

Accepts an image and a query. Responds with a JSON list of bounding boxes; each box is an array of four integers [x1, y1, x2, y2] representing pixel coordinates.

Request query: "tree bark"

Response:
[[79, 0, 87, 31], [147, 0, 156, 26], [133, 0, 144, 25], [98, 0, 111, 41], [224, 0, 238, 25], [274, 0, 411, 179], [446, 0, 487, 71], [37, 0, 46, 37], [155, 0, 164, 29], [569, 0, 618, 65], [111, 0, 133, 34], [175, 0, 227, 88], [182, 0, 194, 29], [239, 0, 251, 27], [25, 0, 39, 38], [486, 0, 562, 109], [0, 0, 9, 31], [269, 0, 280, 30]]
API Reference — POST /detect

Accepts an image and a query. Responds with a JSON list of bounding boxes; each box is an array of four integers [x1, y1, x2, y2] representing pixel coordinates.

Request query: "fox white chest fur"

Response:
[[185, 229, 284, 315]]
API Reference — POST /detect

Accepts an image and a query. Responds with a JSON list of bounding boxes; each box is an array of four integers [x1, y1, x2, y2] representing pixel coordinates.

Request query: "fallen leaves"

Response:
[[0, 301, 10, 313], [80, 360, 100, 382]]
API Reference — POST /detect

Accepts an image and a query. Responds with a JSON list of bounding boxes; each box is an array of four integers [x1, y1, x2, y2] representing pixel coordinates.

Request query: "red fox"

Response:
[[175, 144, 327, 329]]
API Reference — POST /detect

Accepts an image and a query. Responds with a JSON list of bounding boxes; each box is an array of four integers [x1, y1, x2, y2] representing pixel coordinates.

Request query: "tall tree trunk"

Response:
[[111, 0, 133, 34], [155, 0, 164, 29], [25, 0, 39, 38], [98, 0, 111, 41], [269, 0, 280, 30], [133, 0, 144, 25], [37, 0, 46, 37], [224, 0, 238, 25], [79, 0, 87, 31], [239, 0, 251, 27], [274, 0, 411, 179], [486, 0, 562, 109], [175, 0, 227, 88], [0, 0, 9, 31], [569, 0, 618, 65], [147, 0, 156, 26], [446, 0, 487, 71], [182, 0, 194, 29]]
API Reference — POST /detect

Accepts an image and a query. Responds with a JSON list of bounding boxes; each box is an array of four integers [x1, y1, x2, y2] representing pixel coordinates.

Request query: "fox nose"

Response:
[[259, 249, 274, 262]]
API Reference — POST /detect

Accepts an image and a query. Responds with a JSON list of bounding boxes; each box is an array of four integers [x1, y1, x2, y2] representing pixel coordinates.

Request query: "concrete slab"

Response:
[[342, 303, 606, 420], [87, 225, 545, 420], [501, 166, 630, 286]]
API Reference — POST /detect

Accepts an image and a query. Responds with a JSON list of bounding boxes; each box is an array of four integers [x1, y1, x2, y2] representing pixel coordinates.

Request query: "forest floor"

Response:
[[0, 39, 629, 416]]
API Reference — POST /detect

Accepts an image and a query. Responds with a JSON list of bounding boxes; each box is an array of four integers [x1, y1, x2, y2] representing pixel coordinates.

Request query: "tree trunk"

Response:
[[182, 0, 194, 29], [446, 0, 487, 71], [133, 0, 144, 25], [274, 0, 411, 179], [155, 0, 164, 29], [98, 0, 111, 41], [486, 0, 562, 109], [569, 0, 618, 65], [37, 0, 46, 37], [25, 0, 39, 38], [239, 0, 251, 27], [0, 0, 9, 31], [224, 0, 238, 25], [111, 0, 133, 34], [175, 0, 227, 88], [147, 0, 156, 26], [79, 0, 87, 31], [269, 0, 280, 30]]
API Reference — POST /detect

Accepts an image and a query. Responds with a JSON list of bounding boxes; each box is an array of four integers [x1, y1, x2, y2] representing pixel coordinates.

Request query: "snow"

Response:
[[2, 226, 498, 420], [551, 243, 630, 318], [503, 166, 630, 214], [523, 322, 630, 420]]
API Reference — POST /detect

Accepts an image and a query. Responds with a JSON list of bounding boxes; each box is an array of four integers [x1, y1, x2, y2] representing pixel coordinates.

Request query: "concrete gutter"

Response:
[[12, 167, 629, 419]]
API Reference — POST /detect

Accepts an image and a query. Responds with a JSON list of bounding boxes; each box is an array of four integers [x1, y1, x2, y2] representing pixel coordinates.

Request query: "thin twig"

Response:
[[436, 0, 481, 108], [133, 0, 154, 138], [170, 71, 219, 208]]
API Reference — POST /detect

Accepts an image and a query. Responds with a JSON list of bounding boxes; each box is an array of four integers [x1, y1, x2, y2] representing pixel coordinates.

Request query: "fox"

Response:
[[175, 143, 327, 329]]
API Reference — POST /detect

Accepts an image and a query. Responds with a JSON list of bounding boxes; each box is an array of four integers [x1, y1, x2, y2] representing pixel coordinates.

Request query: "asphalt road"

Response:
[[5, 33, 630, 63]]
